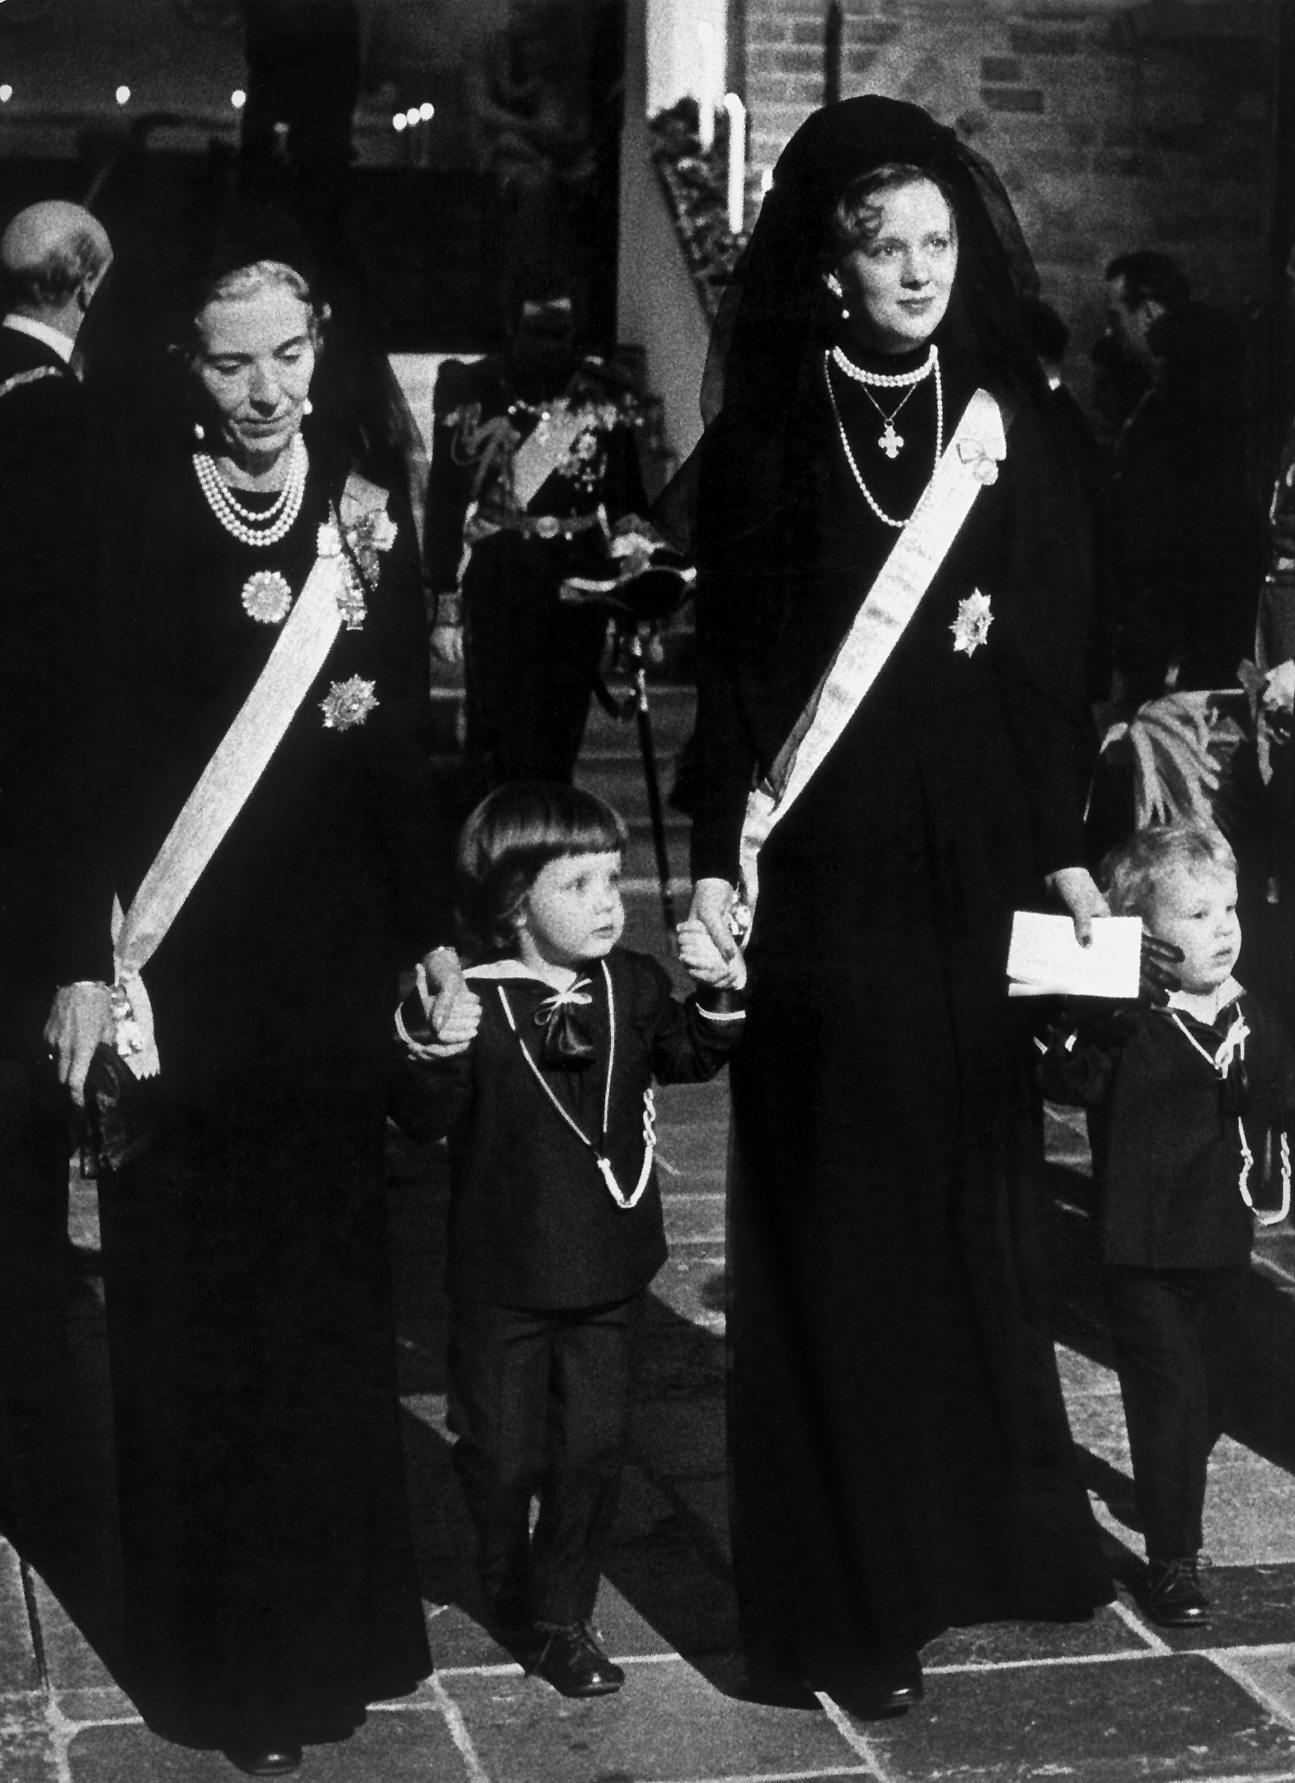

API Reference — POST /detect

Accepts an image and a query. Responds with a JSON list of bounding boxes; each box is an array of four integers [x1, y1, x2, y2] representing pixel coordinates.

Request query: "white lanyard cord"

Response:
[[1168, 1010, 1290, 1224], [496, 961, 655, 1210]]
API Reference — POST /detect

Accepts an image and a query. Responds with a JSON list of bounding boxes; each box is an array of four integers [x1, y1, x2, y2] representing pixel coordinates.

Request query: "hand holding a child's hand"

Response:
[[417, 945, 482, 1056], [1044, 866, 1109, 946], [677, 916, 748, 991], [687, 879, 744, 988]]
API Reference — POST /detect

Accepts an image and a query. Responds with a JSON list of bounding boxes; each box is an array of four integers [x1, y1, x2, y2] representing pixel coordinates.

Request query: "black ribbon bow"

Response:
[[534, 979, 596, 1068]]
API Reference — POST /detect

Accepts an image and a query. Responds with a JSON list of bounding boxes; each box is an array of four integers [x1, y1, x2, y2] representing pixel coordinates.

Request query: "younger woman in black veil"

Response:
[[45, 206, 457, 1773], [681, 98, 1114, 1714]]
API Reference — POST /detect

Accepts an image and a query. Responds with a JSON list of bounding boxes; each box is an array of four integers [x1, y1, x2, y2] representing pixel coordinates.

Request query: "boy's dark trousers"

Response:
[[448, 1294, 640, 1628], [1102, 1264, 1249, 1561]]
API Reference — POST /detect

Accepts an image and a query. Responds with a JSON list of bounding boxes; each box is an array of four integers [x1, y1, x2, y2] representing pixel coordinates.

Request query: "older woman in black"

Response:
[[45, 214, 450, 1775], [683, 98, 1113, 1715]]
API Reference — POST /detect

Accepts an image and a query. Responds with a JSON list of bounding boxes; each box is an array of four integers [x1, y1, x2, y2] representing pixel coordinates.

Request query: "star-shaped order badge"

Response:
[[950, 589, 994, 657], [321, 675, 379, 731]]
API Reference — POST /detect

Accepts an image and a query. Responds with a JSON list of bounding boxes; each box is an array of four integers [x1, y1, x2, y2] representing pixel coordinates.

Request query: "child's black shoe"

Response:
[[1145, 1555, 1211, 1627], [529, 1621, 625, 1696]]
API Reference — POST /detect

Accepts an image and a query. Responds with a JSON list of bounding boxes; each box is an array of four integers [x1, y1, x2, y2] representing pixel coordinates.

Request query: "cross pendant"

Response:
[[878, 420, 903, 459]]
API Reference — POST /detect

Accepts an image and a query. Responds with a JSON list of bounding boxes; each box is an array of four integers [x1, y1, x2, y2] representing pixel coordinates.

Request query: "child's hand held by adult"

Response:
[[677, 916, 748, 991]]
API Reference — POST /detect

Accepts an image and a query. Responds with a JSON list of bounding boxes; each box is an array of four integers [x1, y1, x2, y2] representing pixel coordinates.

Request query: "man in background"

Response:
[[0, 200, 112, 1532]]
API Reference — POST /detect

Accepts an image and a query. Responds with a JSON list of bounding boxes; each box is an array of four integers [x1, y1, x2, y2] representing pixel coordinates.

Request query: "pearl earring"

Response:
[[303, 397, 313, 416], [193, 419, 205, 442], [826, 271, 849, 320]]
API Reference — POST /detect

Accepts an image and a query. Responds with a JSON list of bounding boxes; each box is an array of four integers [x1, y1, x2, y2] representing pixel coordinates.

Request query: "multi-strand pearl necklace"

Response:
[[823, 345, 943, 529], [828, 341, 938, 390], [192, 433, 308, 548]]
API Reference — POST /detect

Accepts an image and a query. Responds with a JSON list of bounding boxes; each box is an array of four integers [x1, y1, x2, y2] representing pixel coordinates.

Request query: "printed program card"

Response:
[[1006, 911, 1142, 1000]]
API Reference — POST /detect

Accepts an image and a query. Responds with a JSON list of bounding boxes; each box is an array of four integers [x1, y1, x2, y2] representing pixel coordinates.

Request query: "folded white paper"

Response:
[[1006, 911, 1142, 1000]]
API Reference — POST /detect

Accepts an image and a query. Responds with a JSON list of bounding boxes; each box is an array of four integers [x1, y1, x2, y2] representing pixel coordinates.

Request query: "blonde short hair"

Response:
[[1099, 821, 1236, 919]]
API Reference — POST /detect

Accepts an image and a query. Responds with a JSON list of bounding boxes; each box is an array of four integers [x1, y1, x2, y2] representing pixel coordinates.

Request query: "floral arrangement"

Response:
[[648, 100, 748, 319]]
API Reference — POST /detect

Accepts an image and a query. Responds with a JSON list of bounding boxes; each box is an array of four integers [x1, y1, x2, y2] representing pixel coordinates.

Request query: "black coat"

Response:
[[398, 947, 740, 1307], [0, 324, 110, 1015], [1041, 989, 1295, 1268]]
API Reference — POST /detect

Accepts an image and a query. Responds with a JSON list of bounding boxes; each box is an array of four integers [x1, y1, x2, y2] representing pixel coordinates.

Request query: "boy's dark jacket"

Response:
[[393, 945, 740, 1308], [1040, 987, 1295, 1268]]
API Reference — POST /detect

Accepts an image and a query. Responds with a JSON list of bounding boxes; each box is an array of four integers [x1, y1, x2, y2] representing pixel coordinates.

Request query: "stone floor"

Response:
[[6, 885, 1295, 1780]]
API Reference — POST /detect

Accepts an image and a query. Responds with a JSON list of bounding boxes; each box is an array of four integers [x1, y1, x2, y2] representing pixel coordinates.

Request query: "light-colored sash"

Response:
[[738, 388, 1006, 913], [112, 529, 355, 1076], [510, 403, 587, 510]]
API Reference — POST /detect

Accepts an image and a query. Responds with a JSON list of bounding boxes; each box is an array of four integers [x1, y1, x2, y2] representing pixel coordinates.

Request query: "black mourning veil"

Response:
[[704, 95, 1045, 430]]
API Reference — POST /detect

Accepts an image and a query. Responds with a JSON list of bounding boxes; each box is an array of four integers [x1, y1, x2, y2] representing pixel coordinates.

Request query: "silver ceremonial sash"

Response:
[[111, 529, 355, 1076], [510, 404, 588, 511], [737, 387, 1006, 915]]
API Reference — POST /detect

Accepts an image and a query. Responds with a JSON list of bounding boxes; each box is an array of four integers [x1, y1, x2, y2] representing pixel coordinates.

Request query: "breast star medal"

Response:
[[320, 676, 379, 730], [240, 569, 293, 625], [950, 589, 994, 656]]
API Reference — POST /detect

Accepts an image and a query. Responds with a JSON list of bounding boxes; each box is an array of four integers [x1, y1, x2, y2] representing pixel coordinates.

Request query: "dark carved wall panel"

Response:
[[170, 0, 241, 32]]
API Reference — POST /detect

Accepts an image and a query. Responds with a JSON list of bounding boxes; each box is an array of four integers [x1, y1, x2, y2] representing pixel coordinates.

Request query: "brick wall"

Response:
[[740, 0, 1278, 412]]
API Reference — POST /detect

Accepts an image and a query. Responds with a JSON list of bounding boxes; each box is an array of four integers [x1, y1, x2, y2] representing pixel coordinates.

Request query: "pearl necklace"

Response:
[[192, 434, 308, 548], [823, 349, 943, 529], [829, 341, 938, 389]]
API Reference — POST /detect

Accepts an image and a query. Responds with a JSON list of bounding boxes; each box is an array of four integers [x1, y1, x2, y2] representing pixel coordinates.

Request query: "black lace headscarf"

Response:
[[665, 95, 1090, 707]]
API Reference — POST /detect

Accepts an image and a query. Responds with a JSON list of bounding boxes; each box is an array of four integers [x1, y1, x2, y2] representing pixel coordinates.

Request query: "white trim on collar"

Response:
[[1165, 976, 1243, 1022], [2, 313, 74, 365]]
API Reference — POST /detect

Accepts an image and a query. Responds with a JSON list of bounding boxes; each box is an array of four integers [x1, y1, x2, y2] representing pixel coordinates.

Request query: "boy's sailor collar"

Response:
[[464, 955, 613, 986], [465, 959, 555, 982], [1164, 975, 1243, 1026]]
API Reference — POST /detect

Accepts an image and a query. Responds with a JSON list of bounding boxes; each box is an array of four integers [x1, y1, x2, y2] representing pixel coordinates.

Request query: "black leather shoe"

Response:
[[222, 1744, 303, 1777], [1146, 1555, 1211, 1628], [530, 1621, 625, 1697], [819, 1652, 924, 1718]]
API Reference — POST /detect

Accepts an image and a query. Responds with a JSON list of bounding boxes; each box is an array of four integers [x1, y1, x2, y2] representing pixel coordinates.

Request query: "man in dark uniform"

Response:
[[1102, 252, 1262, 710], [426, 289, 654, 799], [0, 200, 112, 1529]]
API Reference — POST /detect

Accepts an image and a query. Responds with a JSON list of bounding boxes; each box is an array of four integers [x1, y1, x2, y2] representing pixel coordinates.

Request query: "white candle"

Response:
[[723, 93, 746, 234], [697, 22, 717, 151]]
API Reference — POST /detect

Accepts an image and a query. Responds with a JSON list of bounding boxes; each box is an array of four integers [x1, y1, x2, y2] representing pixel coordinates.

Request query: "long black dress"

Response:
[[690, 345, 1113, 1681], [93, 449, 441, 1749]]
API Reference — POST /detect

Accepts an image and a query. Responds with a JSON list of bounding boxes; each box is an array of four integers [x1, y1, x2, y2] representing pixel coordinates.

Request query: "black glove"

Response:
[[1139, 932, 1183, 1007]]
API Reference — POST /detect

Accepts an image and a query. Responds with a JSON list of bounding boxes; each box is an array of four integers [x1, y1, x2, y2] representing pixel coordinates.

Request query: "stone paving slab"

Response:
[[652, 1251, 727, 1330], [658, 1122, 738, 1175], [28, 1573, 120, 1692], [662, 1191, 726, 1245], [864, 1651, 1295, 1782], [923, 1607, 1151, 1668], [655, 1078, 734, 1127], [0, 1544, 39, 1695], [440, 1658, 872, 1783], [0, 1690, 58, 1783], [66, 1703, 466, 1783]]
